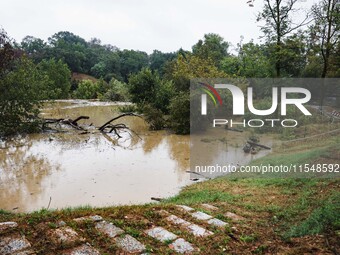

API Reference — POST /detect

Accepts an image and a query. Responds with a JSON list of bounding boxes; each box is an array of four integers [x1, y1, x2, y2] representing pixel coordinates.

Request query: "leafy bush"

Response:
[[142, 104, 165, 130], [169, 92, 190, 134], [118, 104, 139, 113], [101, 78, 129, 101], [73, 80, 100, 99], [153, 80, 175, 114], [128, 68, 159, 105]]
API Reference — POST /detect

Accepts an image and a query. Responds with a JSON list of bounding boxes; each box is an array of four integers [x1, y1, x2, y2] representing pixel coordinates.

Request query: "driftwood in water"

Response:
[[44, 116, 90, 131], [43, 113, 142, 142], [98, 113, 140, 131], [151, 197, 164, 202], [102, 123, 128, 138], [185, 171, 211, 180], [246, 141, 271, 150], [71, 116, 90, 125]]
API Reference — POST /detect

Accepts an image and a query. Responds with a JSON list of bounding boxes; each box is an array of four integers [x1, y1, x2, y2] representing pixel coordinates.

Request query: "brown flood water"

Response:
[[0, 100, 277, 212]]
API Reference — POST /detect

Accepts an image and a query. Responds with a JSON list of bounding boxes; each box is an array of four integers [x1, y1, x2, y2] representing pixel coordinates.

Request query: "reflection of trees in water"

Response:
[[101, 131, 141, 149], [142, 132, 164, 153], [166, 135, 190, 171], [141, 132, 190, 171], [0, 136, 58, 211], [190, 134, 228, 168]]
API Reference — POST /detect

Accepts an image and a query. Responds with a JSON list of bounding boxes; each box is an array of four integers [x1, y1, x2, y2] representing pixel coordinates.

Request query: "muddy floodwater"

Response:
[[0, 100, 277, 212]]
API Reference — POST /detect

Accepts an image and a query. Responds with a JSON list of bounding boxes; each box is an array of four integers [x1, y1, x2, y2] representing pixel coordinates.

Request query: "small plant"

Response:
[[125, 227, 140, 238], [164, 239, 173, 245], [118, 104, 139, 113], [48, 222, 57, 229], [240, 234, 257, 243]]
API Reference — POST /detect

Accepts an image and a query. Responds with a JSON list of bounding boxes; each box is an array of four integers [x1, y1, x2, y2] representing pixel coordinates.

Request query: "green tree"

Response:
[[192, 33, 229, 68], [128, 68, 160, 105], [37, 58, 71, 99], [309, 0, 339, 107], [279, 32, 308, 77], [257, 0, 310, 77], [119, 50, 149, 81], [221, 41, 274, 77], [166, 54, 227, 91], [20, 35, 47, 62], [47, 31, 88, 73], [149, 50, 176, 76], [310, 0, 339, 78], [169, 92, 190, 134], [0, 29, 45, 136]]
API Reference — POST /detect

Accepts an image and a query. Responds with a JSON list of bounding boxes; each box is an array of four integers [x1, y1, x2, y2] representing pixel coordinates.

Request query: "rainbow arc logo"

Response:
[[199, 82, 223, 107]]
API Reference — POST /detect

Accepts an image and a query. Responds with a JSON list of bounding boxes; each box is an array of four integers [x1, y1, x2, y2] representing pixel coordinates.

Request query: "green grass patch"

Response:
[[250, 146, 329, 167], [285, 192, 340, 238], [163, 189, 237, 205]]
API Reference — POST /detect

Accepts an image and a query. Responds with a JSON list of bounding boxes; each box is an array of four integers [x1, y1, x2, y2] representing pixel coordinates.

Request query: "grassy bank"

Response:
[[0, 136, 339, 254]]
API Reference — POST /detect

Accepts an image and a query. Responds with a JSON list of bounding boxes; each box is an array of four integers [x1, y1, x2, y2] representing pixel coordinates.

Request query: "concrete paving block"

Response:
[[185, 224, 213, 237], [61, 244, 101, 255], [207, 218, 228, 228], [166, 215, 190, 226], [49, 227, 84, 246], [191, 211, 213, 221], [73, 215, 103, 223], [176, 205, 194, 212], [169, 238, 195, 254], [0, 234, 32, 255], [115, 234, 146, 253], [95, 221, 124, 238], [145, 227, 177, 242], [0, 222, 18, 234]]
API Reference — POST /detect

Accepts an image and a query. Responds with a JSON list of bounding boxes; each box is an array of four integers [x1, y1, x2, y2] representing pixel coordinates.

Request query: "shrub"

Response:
[[101, 78, 129, 101], [142, 104, 165, 130], [0, 58, 44, 136], [73, 80, 100, 99], [169, 92, 190, 134]]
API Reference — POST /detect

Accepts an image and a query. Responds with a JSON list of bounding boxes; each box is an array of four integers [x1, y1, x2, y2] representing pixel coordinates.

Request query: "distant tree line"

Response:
[[0, 0, 339, 136]]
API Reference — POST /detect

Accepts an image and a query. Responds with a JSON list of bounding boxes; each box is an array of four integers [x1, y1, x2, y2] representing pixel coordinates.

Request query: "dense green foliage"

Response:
[[37, 58, 71, 99], [0, 30, 44, 135], [73, 80, 100, 99]]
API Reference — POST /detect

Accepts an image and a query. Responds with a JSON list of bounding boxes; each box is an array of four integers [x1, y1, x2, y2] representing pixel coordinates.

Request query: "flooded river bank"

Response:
[[0, 100, 278, 212]]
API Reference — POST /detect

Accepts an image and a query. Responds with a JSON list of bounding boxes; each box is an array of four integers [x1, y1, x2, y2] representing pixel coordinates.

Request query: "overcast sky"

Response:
[[1, 0, 315, 54]]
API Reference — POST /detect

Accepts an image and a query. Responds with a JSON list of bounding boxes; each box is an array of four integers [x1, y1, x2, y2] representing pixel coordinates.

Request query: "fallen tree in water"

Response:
[[43, 113, 142, 139], [243, 140, 271, 154], [43, 116, 90, 130]]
